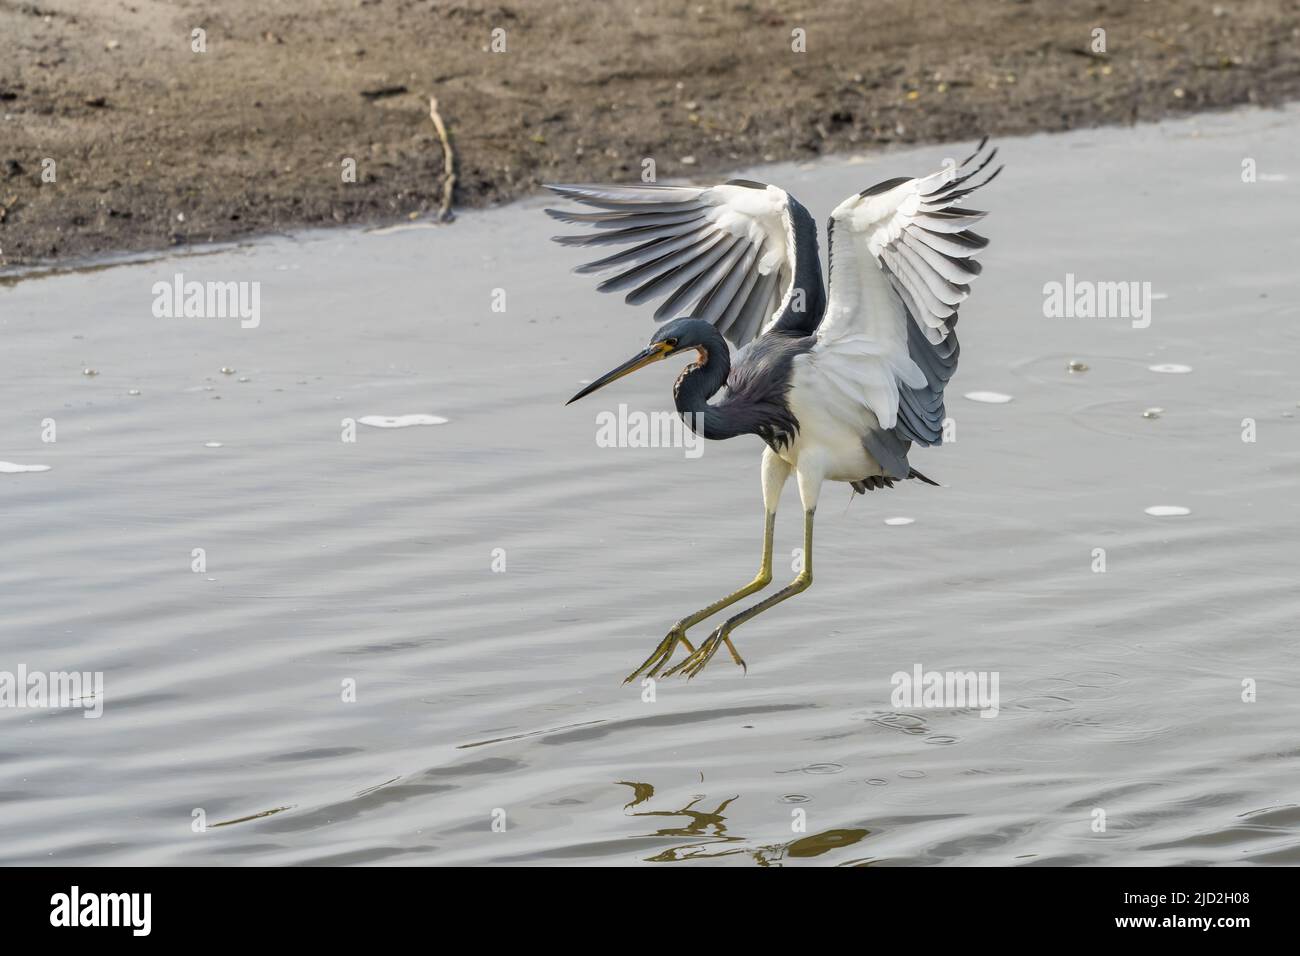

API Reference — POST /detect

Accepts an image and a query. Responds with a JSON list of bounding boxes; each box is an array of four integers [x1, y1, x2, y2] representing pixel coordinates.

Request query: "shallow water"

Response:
[[2, 107, 1298, 866]]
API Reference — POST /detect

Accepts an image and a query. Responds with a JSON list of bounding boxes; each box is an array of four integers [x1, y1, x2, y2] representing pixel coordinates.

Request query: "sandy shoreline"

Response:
[[3, 0, 1300, 270]]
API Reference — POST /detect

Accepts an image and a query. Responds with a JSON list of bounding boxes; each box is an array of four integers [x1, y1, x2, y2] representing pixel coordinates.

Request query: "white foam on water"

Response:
[[358, 414, 449, 428], [204, 442, 223, 448], [884, 517, 915, 526], [1149, 363, 1192, 374], [964, 391, 1013, 404], [0, 461, 51, 474], [1145, 505, 1191, 517]]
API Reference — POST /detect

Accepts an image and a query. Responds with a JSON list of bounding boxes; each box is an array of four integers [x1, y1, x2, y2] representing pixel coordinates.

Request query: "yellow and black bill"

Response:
[[566, 340, 674, 405]]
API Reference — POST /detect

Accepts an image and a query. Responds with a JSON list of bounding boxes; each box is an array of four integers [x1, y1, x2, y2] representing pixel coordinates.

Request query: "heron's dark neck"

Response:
[[672, 328, 740, 441]]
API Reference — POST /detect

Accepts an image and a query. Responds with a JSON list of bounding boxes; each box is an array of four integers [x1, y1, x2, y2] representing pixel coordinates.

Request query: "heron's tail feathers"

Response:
[[849, 467, 941, 495]]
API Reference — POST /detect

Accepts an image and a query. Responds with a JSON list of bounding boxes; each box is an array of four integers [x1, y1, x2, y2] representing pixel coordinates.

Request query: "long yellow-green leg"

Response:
[[623, 511, 776, 683], [666, 508, 815, 679]]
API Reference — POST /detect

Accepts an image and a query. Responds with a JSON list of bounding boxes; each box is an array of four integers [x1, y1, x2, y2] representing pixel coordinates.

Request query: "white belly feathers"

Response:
[[781, 363, 885, 482]]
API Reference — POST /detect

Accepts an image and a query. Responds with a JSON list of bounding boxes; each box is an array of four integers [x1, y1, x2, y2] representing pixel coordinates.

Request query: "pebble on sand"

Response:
[[964, 391, 1013, 404]]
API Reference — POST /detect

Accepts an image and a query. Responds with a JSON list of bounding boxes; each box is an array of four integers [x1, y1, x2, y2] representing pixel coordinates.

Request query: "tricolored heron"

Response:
[[549, 140, 1002, 681]]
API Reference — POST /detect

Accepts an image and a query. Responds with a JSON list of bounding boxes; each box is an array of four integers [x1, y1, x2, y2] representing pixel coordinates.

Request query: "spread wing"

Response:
[[799, 140, 1001, 471], [544, 181, 809, 348]]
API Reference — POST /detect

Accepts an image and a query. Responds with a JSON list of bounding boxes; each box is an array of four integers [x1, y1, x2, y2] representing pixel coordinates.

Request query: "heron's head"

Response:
[[566, 318, 717, 405]]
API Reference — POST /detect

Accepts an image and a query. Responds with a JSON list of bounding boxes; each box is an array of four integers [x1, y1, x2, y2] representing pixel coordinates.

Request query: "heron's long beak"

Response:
[[566, 341, 673, 405]]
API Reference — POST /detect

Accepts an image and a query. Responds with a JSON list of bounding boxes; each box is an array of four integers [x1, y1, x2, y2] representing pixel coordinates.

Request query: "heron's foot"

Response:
[[623, 628, 697, 684], [663, 625, 746, 680]]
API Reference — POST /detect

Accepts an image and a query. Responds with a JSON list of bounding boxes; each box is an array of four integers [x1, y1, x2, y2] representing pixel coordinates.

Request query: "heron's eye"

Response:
[[664, 338, 678, 349]]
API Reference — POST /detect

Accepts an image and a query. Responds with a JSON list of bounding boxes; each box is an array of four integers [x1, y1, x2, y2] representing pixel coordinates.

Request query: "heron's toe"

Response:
[[624, 629, 695, 684], [668, 627, 730, 679], [661, 646, 703, 679]]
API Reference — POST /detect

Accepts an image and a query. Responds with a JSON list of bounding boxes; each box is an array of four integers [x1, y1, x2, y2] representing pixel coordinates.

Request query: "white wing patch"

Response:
[[546, 181, 797, 348], [801, 141, 1000, 440]]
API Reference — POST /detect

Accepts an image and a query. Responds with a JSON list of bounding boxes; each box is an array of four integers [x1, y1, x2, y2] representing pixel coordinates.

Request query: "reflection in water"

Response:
[[785, 829, 872, 859], [619, 782, 869, 866], [619, 782, 742, 862], [618, 781, 655, 810]]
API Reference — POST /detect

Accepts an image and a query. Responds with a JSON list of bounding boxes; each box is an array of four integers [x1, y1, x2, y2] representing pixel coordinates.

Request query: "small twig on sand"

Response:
[[429, 96, 457, 223]]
